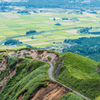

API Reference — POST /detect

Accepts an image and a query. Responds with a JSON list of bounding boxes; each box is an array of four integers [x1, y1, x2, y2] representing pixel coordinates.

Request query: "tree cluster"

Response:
[[4, 39, 22, 45], [78, 27, 100, 35], [26, 30, 37, 35], [63, 37, 100, 61]]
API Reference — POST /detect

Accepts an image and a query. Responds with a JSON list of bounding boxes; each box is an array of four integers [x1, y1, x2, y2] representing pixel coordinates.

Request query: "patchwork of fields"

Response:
[[0, 9, 100, 49]]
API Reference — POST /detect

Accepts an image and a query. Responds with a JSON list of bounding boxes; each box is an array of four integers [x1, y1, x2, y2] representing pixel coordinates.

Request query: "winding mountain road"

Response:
[[8, 51, 91, 100], [48, 63, 91, 100]]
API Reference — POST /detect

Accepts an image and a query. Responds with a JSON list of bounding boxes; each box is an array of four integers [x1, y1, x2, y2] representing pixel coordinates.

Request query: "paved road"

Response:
[[48, 63, 92, 100]]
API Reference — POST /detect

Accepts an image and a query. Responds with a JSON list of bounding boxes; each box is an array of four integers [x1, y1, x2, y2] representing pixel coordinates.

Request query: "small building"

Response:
[[55, 18, 61, 20]]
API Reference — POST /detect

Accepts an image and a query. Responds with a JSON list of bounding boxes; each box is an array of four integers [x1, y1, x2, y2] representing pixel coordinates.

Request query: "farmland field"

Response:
[[0, 8, 100, 49]]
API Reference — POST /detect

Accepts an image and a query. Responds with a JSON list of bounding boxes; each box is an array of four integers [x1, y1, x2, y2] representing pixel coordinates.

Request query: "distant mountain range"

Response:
[[27, 0, 100, 8], [0, 0, 100, 8]]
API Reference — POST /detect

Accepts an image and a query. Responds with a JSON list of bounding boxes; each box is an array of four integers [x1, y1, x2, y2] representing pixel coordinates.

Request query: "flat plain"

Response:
[[0, 9, 100, 49]]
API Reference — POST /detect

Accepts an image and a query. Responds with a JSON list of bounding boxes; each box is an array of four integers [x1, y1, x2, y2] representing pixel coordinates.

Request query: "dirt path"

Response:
[[48, 63, 91, 100]]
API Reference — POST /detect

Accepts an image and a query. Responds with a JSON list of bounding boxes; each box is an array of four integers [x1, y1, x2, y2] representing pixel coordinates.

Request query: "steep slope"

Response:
[[0, 49, 99, 100], [30, 81, 70, 100], [0, 54, 17, 92], [55, 52, 100, 99], [0, 49, 74, 100], [0, 56, 51, 100]]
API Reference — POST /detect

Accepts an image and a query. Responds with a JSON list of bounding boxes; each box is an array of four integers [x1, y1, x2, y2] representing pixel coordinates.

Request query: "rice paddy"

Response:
[[0, 9, 100, 49]]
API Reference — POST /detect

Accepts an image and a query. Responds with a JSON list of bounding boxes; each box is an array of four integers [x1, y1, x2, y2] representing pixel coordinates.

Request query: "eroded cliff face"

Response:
[[0, 57, 23, 92], [8, 49, 58, 63], [0, 56, 8, 92], [18, 81, 71, 100], [0, 69, 16, 92], [0, 56, 8, 72]]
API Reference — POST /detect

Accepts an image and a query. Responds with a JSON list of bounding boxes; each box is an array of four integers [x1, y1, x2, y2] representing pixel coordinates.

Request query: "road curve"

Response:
[[8, 52, 91, 100], [48, 63, 91, 100]]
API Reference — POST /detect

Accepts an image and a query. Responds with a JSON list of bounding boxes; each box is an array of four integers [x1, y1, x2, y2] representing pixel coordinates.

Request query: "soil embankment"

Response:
[[8, 49, 58, 63], [18, 81, 71, 100], [0, 57, 23, 92]]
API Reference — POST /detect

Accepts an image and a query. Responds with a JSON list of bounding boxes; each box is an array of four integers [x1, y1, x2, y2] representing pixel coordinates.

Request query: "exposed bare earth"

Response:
[[0, 57, 23, 92], [18, 81, 71, 100], [0, 69, 16, 92], [8, 49, 58, 63], [0, 56, 8, 72]]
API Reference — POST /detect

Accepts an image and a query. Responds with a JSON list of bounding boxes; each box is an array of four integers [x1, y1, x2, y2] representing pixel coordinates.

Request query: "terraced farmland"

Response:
[[0, 9, 100, 49]]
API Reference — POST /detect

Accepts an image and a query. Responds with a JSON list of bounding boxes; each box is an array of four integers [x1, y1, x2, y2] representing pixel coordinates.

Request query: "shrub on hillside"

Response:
[[47, 56, 52, 61]]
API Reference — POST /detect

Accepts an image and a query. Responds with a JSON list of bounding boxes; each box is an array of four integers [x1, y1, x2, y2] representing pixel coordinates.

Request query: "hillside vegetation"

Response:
[[0, 55, 50, 100], [0, 49, 100, 100], [60, 92, 84, 100], [55, 52, 100, 99], [63, 37, 100, 62]]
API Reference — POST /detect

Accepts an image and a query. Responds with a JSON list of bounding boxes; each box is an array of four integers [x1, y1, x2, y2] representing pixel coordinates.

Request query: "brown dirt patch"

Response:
[[0, 69, 16, 92], [0, 57, 23, 92], [17, 81, 72, 100], [31, 81, 71, 100], [8, 49, 58, 63], [0, 56, 8, 72]]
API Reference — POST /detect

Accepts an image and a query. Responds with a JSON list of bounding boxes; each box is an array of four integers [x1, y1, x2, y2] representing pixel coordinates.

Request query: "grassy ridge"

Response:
[[55, 52, 100, 99], [0, 56, 50, 100], [0, 50, 100, 99]]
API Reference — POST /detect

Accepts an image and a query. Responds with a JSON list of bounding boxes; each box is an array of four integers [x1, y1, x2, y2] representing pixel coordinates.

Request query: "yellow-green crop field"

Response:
[[0, 9, 100, 49]]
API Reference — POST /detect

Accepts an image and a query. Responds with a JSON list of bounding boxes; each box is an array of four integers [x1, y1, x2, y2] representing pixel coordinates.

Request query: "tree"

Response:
[[26, 30, 37, 35], [31, 36, 34, 39], [4, 39, 22, 45], [55, 23, 61, 26]]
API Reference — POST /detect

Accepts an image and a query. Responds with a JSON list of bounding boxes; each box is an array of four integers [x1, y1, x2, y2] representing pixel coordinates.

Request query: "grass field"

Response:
[[55, 52, 100, 99], [0, 9, 100, 48]]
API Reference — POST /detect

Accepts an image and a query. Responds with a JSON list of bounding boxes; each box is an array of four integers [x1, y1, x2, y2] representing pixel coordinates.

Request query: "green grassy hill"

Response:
[[55, 52, 100, 99], [0, 49, 100, 100], [0, 54, 50, 100]]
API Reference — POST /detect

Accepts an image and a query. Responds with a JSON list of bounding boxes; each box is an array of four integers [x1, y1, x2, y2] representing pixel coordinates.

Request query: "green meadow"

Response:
[[55, 52, 100, 99]]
